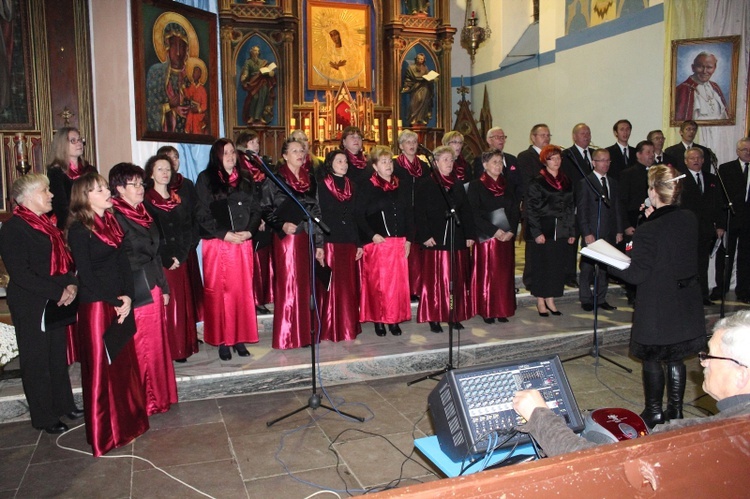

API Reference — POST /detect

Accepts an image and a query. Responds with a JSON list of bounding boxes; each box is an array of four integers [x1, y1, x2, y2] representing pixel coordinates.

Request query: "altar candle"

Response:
[[290, 117, 296, 129], [15, 133, 26, 163]]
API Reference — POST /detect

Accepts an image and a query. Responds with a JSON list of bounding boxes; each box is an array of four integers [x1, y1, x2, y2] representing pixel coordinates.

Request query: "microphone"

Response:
[[417, 143, 433, 157]]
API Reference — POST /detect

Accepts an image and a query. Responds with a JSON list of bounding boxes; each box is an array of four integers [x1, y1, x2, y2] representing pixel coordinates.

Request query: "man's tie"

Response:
[[601, 176, 609, 199], [622, 147, 628, 162], [655, 154, 662, 164], [583, 149, 592, 170], [696, 172, 703, 194], [745, 163, 750, 203]]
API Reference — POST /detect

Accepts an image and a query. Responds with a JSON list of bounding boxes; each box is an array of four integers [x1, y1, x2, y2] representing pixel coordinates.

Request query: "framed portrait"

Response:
[[131, 0, 219, 143], [307, 1, 371, 92], [670, 35, 740, 127], [0, 0, 35, 130]]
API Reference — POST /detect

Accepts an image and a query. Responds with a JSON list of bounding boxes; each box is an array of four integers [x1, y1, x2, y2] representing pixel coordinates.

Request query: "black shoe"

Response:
[[702, 298, 715, 306], [709, 289, 722, 301], [388, 324, 402, 336], [218, 344, 232, 361], [451, 322, 464, 330], [483, 317, 495, 324], [640, 364, 665, 429], [233, 343, 251, 357], [174, 358, 187, 363], [599, 302, 617, 311], [374, 323, 387, 336], [410, 295, 419, 303], [255, 305, 271, 314], [66, 408, 85, 420], [429, 321, 443, 333], [565, 279, 579, 288], [665, 362, 686, 421], [549, 310, 562, 316], [42, 421, 69, 434], [496, 317, 509, 323], [581, 303, 594, 312]]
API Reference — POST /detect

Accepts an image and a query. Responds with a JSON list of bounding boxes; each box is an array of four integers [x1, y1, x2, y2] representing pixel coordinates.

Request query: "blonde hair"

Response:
[[441, 131, 463, 145], [397, 129, 418, 145], [11, 173, 49, 206], [648, 164, 682, 206], [433, 145, 455, 161], [369, 145, 392, 164], [46, 127, 81, 172]]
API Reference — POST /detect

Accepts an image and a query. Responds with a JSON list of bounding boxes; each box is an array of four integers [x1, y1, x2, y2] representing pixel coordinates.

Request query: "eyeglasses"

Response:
[[594, 159, 611, 163], [126, 182, 145, 188], [488, 135, 507, 140], [69, 137, 86, 145], [448, 140, 463, 145], [698, 351, 748, 368]]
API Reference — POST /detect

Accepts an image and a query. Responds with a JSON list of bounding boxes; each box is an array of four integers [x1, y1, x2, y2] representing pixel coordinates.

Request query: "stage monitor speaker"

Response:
[[428, 355, 585, 461]]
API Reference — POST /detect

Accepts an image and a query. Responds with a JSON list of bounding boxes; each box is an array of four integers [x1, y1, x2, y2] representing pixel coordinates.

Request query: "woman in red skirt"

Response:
[[467, 149, 520, 324], [414, 146, 476, 332]]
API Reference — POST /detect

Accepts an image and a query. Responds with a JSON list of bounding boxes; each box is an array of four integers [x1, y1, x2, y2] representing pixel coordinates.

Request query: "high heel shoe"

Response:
[[233, 343, 251, 357], [388, 324, 402, 336], [549, 309, 562, 316], [218, 344, 232, 361], [429, 321, 443, 333], [536, 305, 549, 317]]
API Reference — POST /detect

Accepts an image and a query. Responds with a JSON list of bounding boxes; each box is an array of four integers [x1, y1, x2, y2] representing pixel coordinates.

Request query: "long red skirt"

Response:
[[472, 238, 517, 319], [253, 244, 274, 306], [65, 323, 78, 365], [77, 302, 149, 457], [164, 265, 199, 360], [318, 242, 361, 342], [417, 249, 474, 323], [133, 286, 178, 416], [359, 237, 411, 324], [272, 232, 315, 349], [202, 238, 259, 346], [186, 248, 204, 323], [408, 243, 423, 297]]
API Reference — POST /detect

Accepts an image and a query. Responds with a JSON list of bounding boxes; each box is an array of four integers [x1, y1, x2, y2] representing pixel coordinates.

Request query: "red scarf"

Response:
[[480, 172, 506, 196], [111, 196, 153, 228], [13, 205, 73, 275], [280, 163, 311, 194], [370, 172, 399, 192], [539, 168, 571, 191], [324, 174, 352, 202], [303, 156, 314, 174], [145, 187, 180, 212], [397, 154, 423, 177], [221, 167, 240, 188], [453, 155, 469, 181], [172, 172, 185, 191], [92, 210, 124, 248], [435, 171, 456, 189], [240, 152, 267, 183], [67, 159, 90, 181], [345, 150, 367, 170]]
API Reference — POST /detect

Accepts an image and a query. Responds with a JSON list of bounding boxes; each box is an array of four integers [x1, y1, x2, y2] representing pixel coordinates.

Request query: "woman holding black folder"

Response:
[[67, 172, 149, 456], [196, 138, 262, 360], [0, 174, 82, 435], [261, 137, 324, 349], [468, 149, 520, 324]]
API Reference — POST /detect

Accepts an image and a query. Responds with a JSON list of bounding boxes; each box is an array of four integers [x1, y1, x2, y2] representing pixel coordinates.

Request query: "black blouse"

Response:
[[144, 193, 194, 266], [195, 168, 262, 239], [414, 175, 476, 250], [261, 174, 324, 248], [114, 211, 169, 294], [355, 176, 414, 243], [467, 179, 520, 241], [525, 175, 576, 241], [317, 175, 359, 245]]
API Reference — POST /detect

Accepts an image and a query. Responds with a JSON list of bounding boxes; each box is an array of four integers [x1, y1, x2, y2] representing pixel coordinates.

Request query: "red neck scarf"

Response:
[[241, 152, 267, 183], [13, 205, 73, 275], [92, 210, 124, 248], [435, 170, 456, 189], [303, 156, 314, 174], [453, 155, 469, 181], [480, 172, 506, 197], [172, 172, 185, 191], [539, 168, 571, 191], [67, 159, 88, 181], [221, 167, 240, 188], [345, 150, 367, 170], [397, 154, 423, 177], [111, 196, 153, 228], [145, 187, 181, 212], [280, 163, 311, 194], [370, 172, 399, 192], [324, 174, 352, 202]]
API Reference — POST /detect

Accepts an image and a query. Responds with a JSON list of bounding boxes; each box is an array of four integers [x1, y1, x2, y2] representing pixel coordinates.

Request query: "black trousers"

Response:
[[714, 228, 750, 299], [579, 256, 609, 305]]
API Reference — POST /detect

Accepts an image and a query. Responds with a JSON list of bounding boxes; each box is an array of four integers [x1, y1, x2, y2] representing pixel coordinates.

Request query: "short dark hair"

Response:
[[144, 154, 176, 191], [340, 126, 363, 149], [236, 130, 259, 149], [646, 130, 664, 141], [613, 119, 632, 132], [109, 162, 145, 197], [680, 120, 698, 132], [635, 140, 654, 154], [481, 149, 503, 165], [324, 149, 347, 175]]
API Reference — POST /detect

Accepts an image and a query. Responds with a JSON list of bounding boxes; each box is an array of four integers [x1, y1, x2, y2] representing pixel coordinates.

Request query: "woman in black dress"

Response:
[[414, 146, 475, 332], [47, 127, 96, 229], [609, 165, 706, 428], [468, 149, 520, 324], [144, 154, 200, 363], [0, 174, 82, 434], [341, 126, 368, 184], [356, 145, 413, 336], [525, 145, 575, 316], [317, 149, 362, 341]]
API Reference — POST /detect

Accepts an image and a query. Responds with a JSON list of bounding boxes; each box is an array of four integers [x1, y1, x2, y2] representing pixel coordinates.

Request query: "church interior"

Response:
[[0, 0, 749, 496]]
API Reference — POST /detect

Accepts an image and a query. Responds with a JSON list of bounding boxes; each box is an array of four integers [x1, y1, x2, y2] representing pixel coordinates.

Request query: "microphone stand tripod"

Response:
[[710, 152, 734, 319], [563, 149, 631, 373], [408, 145, 462, 385], [253, 153, 364, 426]]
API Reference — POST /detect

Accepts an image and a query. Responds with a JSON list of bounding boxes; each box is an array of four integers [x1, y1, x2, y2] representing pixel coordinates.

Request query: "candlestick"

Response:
[[290, 117, 296, 129], [15, 133, 30, 175]]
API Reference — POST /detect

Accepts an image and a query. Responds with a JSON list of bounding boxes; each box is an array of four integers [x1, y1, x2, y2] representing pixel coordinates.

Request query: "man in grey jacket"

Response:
[[512, 310, 750, 457]]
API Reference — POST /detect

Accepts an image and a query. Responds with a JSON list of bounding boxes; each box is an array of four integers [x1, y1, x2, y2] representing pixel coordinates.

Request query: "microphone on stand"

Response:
[[416, 143, 433, 158]]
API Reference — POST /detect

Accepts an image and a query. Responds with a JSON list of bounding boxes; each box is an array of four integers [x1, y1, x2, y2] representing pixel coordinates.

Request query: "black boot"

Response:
[[665, 362, 686, 420], [640, 361, 665, 429]]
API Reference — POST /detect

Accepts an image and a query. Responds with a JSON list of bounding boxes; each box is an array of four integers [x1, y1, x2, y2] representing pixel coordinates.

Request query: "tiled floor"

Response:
[[0, 343, 717, 498]]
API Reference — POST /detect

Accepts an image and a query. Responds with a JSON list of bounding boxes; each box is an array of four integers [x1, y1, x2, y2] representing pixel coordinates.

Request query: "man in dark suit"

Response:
[[471, 127, 520, 186], [517, 123, 551, 200], [576, 148, 623, 311], [605, 119, 637, 180], [681, 147, 723, 305], [618, 140, 655, 304], [647, 129, 677, 166], [664, 120, 714, 175], [560, 123, 596, 288], [713, 137, 750, 302]]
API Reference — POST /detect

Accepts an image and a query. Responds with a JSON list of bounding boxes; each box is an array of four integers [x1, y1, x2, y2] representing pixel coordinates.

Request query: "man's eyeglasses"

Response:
[[698, 351, 748, 368]]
